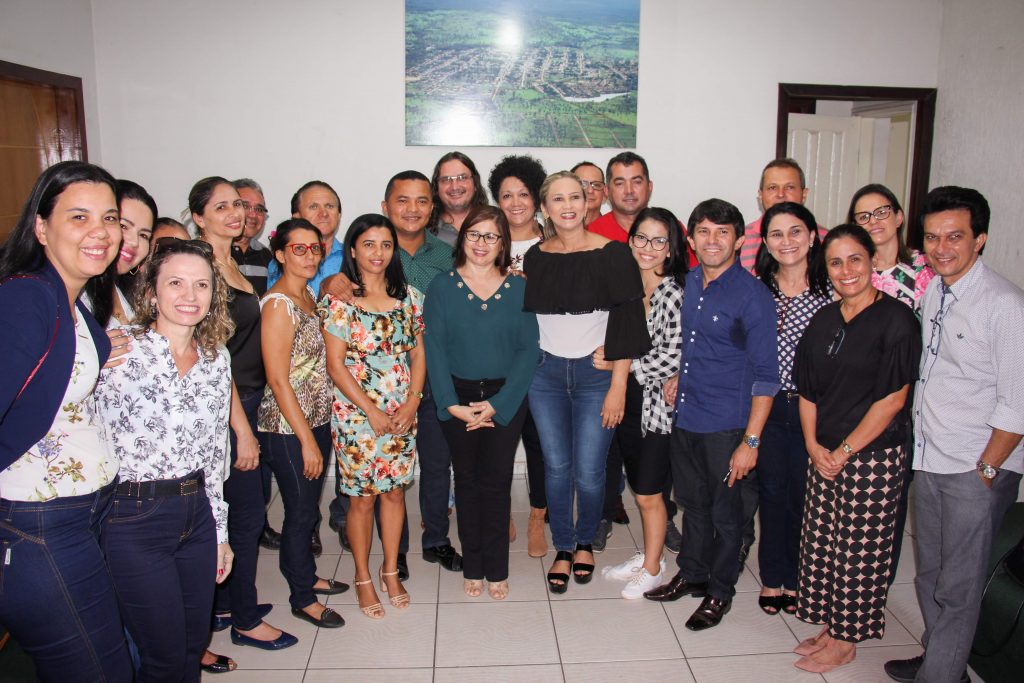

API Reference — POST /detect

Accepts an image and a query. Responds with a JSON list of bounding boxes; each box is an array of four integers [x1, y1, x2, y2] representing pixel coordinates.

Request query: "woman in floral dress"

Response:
[[322, 213, 425, 619]]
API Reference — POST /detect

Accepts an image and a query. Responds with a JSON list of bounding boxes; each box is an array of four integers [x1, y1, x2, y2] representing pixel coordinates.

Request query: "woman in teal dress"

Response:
[[322, 214, 425, 620]]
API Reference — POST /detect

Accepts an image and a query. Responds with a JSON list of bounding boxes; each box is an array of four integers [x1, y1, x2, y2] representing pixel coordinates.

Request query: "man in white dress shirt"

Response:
[[885, 186, 1024, 683]]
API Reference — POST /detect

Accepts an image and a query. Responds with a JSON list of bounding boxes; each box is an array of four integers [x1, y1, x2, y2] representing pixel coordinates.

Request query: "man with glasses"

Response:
[[644, 199, 779, 633], [231, 178, 273, 297], [587, 151, 653, 243], [884, 186, 1024, 683], [267, 180, 345, 295], [430, 152, 489, 246], [571, 161, 606, 226]]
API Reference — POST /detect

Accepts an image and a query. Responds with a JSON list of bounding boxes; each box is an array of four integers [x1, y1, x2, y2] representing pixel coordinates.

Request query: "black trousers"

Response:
[[520, 408, 547, 509]]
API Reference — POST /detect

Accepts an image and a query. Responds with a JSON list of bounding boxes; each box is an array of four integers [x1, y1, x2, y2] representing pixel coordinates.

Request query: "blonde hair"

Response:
[[538, 170, 585, 240]]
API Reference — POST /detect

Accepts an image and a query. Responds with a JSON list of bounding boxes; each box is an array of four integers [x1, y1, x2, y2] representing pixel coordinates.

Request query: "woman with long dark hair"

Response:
[[0, 161, 133, 682]]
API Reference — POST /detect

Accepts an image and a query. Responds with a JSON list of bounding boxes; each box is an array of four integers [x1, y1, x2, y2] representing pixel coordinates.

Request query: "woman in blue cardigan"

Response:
[[0, 161, 133, 682]]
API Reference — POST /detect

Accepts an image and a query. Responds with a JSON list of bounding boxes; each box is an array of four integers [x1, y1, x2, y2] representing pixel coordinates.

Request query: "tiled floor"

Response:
[[206, 476, 964, 683]]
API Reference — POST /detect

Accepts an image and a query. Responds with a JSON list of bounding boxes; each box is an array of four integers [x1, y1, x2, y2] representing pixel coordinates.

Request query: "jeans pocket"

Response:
[[536, 350, 547, 368], [107, 497, 165, 523]]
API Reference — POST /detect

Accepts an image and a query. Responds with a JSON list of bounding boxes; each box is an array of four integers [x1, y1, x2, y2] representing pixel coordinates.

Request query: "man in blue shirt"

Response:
[[644, 199, 780, 632], [267, 180, 345, 294]]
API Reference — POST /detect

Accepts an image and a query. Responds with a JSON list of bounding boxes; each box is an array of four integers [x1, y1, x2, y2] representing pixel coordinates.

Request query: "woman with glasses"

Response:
[[257, 219, 345, 629], [593, 207, 686, 599], [191, 177, 300, 652], [847, 184, 934, 311], [487, 154, 550, 557], [523, 171, 650, 594], [322, 214, 423, 618], [424, 206, 538, 599], [0, 161, 133, 682], [750, 202, 831, 616], [789, 225, 921, 673], [95, 236, 235, 681]]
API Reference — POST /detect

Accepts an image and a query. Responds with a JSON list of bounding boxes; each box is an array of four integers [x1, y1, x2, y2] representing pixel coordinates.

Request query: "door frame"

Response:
[[0, 59, 88, 160], [776, 83, 936, 245]]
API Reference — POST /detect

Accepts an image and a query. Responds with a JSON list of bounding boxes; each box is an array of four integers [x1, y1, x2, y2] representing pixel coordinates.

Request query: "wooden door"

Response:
[[0, 61, 86, 242]]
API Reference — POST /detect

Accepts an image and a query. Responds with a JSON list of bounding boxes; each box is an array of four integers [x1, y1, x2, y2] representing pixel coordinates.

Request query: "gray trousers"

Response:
[[913, 469, 1022, 683]]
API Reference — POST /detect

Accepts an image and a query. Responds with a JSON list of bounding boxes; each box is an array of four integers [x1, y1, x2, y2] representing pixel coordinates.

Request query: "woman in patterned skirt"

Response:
[[322, 213, 425, 618], [791, 225, 921, 672], [752, 202, 831, 615]]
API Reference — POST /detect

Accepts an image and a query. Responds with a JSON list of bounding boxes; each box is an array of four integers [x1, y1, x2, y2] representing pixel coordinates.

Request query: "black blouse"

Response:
[[226, 286, 265, 395], [522, 241, 651, 360], [794, 293, 921, 452]]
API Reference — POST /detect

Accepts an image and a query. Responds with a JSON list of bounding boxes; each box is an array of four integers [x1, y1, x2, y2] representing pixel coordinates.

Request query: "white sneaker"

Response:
[[601, 551, 644, 581], [622, 566, 664, 599]]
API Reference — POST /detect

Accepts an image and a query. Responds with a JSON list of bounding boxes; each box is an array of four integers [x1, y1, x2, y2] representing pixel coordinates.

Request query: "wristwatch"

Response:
[[743, 433, 760, 449], [977, 461, 1000, 480], [841, 440, 855, 456]]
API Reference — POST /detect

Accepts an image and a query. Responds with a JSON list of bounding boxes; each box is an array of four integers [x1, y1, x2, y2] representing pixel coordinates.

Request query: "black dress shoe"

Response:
[[685, 595, 731, 631], [397, 553, 410, 581], [884, 655, 970, 683], [643, 572, 709, 602], [211, 603, 273, 632], [291, 606, 344, 629], [259, 524, 282, 550], [612, 496, 630, 525], [312, 578, 350, 596], [311, 528, 323, 557], [423, 544, 463, 572]]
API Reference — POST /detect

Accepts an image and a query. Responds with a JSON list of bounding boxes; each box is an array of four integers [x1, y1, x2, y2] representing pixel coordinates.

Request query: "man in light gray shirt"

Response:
[[885, 186, 1024, 683]]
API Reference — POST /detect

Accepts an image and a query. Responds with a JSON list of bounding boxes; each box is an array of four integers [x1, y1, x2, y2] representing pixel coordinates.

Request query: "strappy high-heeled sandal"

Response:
[[354, 578, 385, 619], [547, 550, 573, 594], [573, 543, 595, 584], [380, 568, 410, 609]]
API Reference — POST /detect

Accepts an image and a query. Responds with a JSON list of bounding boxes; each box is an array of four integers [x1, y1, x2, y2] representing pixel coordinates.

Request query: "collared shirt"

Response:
[[267, 236, 345, 295], [94, 329, 232, 542], [632, 277, 684, 436], [400, 231, 454, 295], [675, 261, 780, 433], [913, 260, 1024, 474], [231, 238, 273, 296]]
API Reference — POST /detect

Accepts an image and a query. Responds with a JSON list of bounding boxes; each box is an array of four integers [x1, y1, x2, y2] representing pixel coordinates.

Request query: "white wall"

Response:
[[79, 0, 942, 236], [0, 0, 103, 160], [931, 0, 1024, 287]]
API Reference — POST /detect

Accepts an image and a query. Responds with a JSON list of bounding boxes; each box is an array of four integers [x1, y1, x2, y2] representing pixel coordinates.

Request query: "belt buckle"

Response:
[[181, 478, 198, 496]]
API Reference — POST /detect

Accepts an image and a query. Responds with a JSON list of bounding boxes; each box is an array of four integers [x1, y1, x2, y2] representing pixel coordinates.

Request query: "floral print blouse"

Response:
[[872, 250, 935, 313], [93, 329, 232, 543]]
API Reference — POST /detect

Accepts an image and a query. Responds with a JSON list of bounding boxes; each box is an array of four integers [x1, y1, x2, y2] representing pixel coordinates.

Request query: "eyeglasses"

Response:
[[439, 174, 471, 185], [826, 325, 846, 358], [285, 242, 325, 256], [630, 234, 669, 251], [241, 201, 268, 216], [927, 284, 952, 356], [464, 230, 500, 245], [853, 205, 893, 225], [581, 180, 605, 191], [153, 236, 214, 257]]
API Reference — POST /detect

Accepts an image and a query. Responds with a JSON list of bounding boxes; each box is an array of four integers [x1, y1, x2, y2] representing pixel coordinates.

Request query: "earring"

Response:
[[150, 300, 158, 318]]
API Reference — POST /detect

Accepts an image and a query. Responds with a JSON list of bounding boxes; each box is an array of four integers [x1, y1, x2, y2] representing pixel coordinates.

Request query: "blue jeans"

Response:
[[417, 379, 453, 549], [261, 424, 330, 610], [0, 479, 133, 683], [102, 477, 216, 683], [214, 389, 266, 630], [528, 351, 615, 551]]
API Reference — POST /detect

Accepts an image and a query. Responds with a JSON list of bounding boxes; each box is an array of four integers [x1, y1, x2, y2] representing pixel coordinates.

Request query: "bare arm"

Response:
[[320, 272, 355, 302], [391, 334, 426, 434], [828, 385, 910, 474], [727, 394, 772, 486], [600, 359, 630, 429]]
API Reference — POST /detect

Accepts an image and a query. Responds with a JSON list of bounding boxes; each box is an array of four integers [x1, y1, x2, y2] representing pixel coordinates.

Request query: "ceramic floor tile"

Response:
[[686, 652, 825, 682], [563, 659, 695, 683], [884, 582, 925, 641], [434, 664, 565, 682], [307, 602, 436, 668], [437, 551, 548, 602], [303, 668, 434, 682], [820, 643, 924, 683], [668, 594, 799, 657], [202, 669, 305, 682], [435, 601, 559, 667], [207, 618, 318, 670], [780, 608, 918, 648], [551, 598, 683, 663]]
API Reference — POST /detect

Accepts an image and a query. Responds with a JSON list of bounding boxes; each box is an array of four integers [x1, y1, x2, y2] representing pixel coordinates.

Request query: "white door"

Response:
[[788, 113, 875, 229]]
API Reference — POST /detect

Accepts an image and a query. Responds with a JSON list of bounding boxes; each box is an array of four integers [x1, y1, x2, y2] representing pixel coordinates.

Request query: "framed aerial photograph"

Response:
[[405, 0, 640, 148]]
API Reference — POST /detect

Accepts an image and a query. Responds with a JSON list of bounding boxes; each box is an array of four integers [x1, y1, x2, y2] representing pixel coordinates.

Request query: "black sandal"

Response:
[[758, 594, 783, 615], [780, 593, 798, 614], [573, 543, 595, 584], [547, 550, 572, 594], [200, 653, 237, 674]]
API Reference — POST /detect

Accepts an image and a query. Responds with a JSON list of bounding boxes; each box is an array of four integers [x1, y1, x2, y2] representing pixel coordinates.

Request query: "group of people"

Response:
[[0, 148, 1020, 683]]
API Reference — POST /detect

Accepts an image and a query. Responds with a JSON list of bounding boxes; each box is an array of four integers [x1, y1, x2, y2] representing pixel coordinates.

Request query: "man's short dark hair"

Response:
[[686, 198, 745, 240], [919, 185, 990, 242], [605, 152, 649, 184], [290, 180, 340, 215], [759, 158, 806, 189], [384, 170, 431, 202]]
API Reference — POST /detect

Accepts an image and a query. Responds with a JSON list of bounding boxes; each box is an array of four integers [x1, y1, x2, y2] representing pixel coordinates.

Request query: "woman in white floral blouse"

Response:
[[95, 237, 236, 681]]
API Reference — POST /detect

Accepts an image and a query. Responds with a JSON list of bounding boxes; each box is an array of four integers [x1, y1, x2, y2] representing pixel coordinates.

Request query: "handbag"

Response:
[[971, 531, 1024, 657]]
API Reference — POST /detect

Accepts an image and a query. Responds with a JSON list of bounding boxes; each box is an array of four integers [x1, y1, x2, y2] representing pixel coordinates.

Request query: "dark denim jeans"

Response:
[[260, 424, 330, 610], [214, 389, 266, 630], [756, 393, 807, 590], [417, 379, 453, 550], [520, 408, 547, 510], [102, 478, 216, 683], [0, 479, 133, 683], [528, 351, 615, 551]]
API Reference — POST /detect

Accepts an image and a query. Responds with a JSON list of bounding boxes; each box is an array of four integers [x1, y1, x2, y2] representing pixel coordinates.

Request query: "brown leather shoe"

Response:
[[685, 595, 731, 630], [642, 572, 708, 602]]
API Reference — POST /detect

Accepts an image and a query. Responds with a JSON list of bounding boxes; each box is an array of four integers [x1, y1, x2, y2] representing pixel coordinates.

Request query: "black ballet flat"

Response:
[[547, 550, 573, 594], [573, 543, 595, 584]]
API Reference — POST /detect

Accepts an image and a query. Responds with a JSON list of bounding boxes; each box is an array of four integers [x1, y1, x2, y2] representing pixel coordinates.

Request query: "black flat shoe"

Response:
[[312, 578, 350, 596], [311, 528, 323, 557], [291, 606, 345, 629], [685, 595, 732, 631], [199, 653, 236, 674], [643, 572, 709, 602], [547, 550, 573, 594], [397, 552, 410, 581], [758, 594, 783, 615], [258, 524, 282, 550], [573, 543, 595, 584], [229, 627, 298, 650], [780, 593, 798, 614]]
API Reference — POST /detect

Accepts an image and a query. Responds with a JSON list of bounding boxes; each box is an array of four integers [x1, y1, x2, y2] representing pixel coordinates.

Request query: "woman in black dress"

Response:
[[791, 224, 921, 673]]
